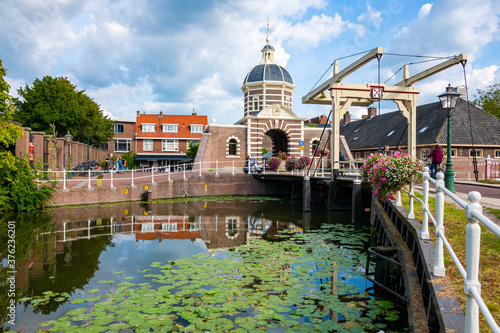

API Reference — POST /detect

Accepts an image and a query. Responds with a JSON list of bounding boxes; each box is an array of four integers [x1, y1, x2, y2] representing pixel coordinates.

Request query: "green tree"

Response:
[[0, 60, 55, 211], [473, 84, 500, 119], [14, 76, 114, 146], [185, 141, 199, 159]]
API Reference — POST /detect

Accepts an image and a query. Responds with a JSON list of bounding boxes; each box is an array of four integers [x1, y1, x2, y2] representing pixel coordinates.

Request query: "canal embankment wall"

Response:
[[371, 197, 465, 333], [49, 174, 291, 207]]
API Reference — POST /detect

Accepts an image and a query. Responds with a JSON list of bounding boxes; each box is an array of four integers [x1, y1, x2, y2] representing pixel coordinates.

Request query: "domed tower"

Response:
[[242, 22, 295, 117]]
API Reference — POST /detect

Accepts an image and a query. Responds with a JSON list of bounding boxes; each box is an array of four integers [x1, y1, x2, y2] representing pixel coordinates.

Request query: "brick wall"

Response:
[[49, 174, 291, 207]]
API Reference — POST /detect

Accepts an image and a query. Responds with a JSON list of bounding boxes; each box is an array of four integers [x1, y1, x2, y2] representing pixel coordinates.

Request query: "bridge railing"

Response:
[[397, 167, 500, 333], [35, 159, 335, 189]]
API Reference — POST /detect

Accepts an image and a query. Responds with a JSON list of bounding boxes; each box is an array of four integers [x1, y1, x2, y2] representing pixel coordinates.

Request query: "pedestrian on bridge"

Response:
[[425, 144, 443, 179]]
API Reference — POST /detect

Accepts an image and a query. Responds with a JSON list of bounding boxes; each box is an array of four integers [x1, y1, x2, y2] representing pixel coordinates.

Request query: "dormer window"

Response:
[[190, 125, 204, 133], [419, 126, 429, 133], [142, 124, 155, 132], [162, 124, 178, 133], [387, 130, 396, 137]]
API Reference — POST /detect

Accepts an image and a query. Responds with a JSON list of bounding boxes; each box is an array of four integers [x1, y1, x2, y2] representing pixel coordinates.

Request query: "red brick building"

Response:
[[109, 120, 136, 159], [134, 111, 208, 169]]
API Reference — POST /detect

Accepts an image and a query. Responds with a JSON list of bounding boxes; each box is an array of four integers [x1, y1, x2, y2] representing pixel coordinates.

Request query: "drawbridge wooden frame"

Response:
[[301, 47, 467, 172]]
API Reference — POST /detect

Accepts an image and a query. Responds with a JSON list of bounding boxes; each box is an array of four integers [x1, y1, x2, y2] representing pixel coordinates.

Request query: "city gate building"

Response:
[[195, 30, 350, 168]]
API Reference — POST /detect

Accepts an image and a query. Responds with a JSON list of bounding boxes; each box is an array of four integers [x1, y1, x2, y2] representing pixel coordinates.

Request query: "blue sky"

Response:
[[1, 0, 499, 124]]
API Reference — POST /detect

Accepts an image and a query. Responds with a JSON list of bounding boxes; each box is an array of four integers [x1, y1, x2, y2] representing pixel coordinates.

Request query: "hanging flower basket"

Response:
[[361, 151, 423, 201], [314, 149, 329, 157], [266, 157, 281, 171]]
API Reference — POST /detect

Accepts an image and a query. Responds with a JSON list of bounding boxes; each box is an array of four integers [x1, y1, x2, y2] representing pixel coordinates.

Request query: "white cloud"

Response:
[[280, 14, 353, 50], [417, 3, 433, 19], [391, 0, 499, 58], [357, 3, 382, 29]]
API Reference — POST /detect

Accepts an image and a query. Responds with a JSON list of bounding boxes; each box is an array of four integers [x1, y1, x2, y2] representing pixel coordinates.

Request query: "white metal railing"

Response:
[[35, 159, 339, 189], [398, 167, 500, 333]]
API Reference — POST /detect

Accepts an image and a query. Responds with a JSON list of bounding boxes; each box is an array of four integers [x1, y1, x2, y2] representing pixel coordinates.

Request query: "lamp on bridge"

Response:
[[437, 84, 461, 193]]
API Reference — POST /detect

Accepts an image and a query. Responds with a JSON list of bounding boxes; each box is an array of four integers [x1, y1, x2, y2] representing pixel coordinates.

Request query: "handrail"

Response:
[[35, 159, 340, 189], [397, 167, 500, 333]]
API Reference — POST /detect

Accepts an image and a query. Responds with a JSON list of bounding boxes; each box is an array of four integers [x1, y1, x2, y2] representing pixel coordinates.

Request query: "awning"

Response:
[[135, 154, 193, 161]]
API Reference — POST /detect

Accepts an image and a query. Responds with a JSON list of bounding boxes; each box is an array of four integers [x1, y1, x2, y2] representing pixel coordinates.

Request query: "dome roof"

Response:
[[243, 63, 294, 85]]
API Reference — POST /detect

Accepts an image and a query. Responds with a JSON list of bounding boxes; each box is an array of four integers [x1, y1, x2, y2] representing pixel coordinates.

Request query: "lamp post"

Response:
[[64, 131, 73, 178], [437, 84, 461, 193]]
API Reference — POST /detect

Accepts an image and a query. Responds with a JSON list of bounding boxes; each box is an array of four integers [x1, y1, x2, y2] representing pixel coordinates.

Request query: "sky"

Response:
[[1, 0, 500, 124]]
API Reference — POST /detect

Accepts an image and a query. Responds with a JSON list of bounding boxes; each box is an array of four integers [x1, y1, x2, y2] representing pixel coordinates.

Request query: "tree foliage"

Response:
[[0, 60, 55, 211], [14, 76, 114, 146], [473, 84, 500, 119], [185, 141, 199, 159]]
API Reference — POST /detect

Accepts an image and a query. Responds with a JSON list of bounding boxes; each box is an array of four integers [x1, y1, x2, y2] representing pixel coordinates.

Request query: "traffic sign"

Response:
[[299, 140, 304, 146]]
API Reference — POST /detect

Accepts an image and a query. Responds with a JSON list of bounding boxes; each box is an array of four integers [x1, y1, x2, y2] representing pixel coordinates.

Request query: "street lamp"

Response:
[[64, 131, 73, 173], [437, 84, 461, 193]]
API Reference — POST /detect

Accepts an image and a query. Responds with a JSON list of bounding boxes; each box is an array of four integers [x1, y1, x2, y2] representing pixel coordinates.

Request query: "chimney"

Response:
[[340, 112, 350, 126], [159, 111, 163, 118], [368, 106, 377, 118], [192, 108, 197, 116], [344, 111, 350, 124], [136, 110, 140, 117]]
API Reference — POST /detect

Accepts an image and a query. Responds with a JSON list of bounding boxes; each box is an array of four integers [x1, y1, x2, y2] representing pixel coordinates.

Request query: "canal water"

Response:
[[1, 197, 408, 332]]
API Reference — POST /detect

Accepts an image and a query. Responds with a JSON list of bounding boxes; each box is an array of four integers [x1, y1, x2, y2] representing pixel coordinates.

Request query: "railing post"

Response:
[[232, 160, 235, 175], [168, 167, 171, 182], [263, 161, 266, 174], [408, 182, 415, 219], [216, 161, 219, 176], [396, 190, 402, 207], [183, 164, 186, 179], [88, 169, 91, 189], [152, 167, 155, 184], [433, 172, 446, 277], [486, 155, 491, 180], [421, 167, 430, 239], [131, 169, 134, 187], [199, 161, 202, 177], [465, 191, 482, 333], [110, 169, 114, 188]]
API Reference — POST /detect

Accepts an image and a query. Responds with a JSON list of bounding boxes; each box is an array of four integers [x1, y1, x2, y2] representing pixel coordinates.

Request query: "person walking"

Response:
[[425, 145, 443, 179]]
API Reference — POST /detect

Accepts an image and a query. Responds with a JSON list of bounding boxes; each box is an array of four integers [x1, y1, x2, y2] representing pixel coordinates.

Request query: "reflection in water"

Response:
[[0, 198, 365, 332]]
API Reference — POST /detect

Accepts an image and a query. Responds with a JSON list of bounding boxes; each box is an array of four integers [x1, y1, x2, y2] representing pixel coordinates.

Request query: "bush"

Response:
[[361, 150, 422, 201]]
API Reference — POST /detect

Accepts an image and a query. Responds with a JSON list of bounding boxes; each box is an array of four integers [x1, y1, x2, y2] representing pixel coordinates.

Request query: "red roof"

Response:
[[136, 114, 208, 138]]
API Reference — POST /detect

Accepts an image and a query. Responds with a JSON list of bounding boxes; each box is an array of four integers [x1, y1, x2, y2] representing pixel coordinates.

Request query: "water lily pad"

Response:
[[70, 298, 85, 304], [86, 288, 100, 294]]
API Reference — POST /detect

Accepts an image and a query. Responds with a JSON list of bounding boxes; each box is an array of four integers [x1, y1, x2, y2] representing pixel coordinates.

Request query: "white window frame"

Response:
[[162, 139, 179, 152], [355, 152, 362, 159], [495, 149, 500, 158], [141, 223, 155, 232], [140, 161, 150, 167], [421, 149, 430, 160], [142, 124, 156, 132], [451, 148, 457, 158], [114, 124, 124, 133], [143, 139, 153, 151], [162, 124, 178, 133], [469, 149, 483, 158], [114, 139, 131, 152], [162, 223, 177, 231], [190, 125, 204, 133]]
